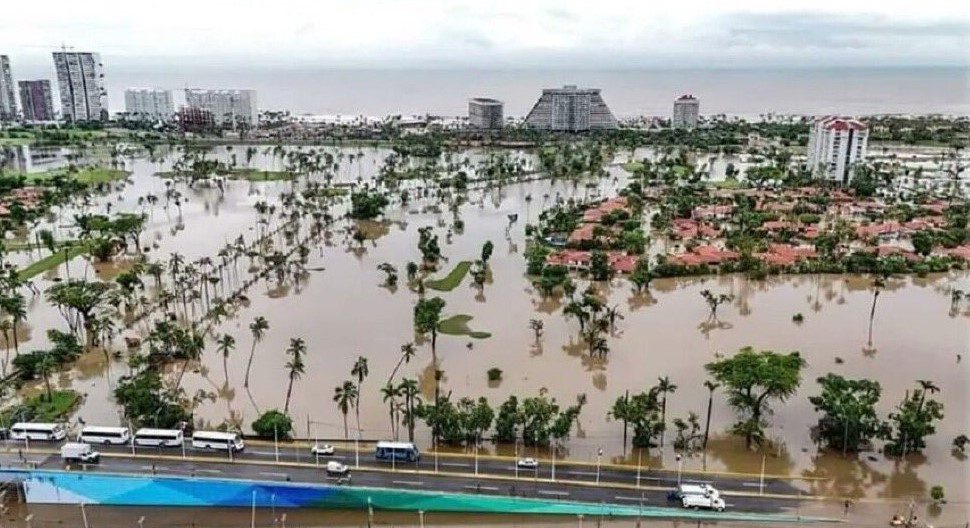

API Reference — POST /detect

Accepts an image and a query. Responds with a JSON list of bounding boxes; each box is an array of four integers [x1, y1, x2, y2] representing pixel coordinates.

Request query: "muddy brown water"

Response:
[[2, 146, 967, 519]]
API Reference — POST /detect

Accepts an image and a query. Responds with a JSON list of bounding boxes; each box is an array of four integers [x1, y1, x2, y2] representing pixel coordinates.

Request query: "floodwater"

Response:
[[1, 144, 968, 524]]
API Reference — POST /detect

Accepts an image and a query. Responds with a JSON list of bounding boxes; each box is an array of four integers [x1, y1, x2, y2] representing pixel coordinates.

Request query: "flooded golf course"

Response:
[[1, 144, 968, 525]]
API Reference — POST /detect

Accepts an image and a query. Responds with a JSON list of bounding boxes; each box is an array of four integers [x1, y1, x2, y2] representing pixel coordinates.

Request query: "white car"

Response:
[[516, 457, 539, 469], [311, 443, 335, 456], [325, 461, 350, 476]]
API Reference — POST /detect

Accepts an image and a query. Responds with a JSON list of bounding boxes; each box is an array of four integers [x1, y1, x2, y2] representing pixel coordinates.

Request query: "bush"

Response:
[[487, 368, 503, 382], [252, 410, 293, 439], [930, 485, 945, 503], [792, 313, 804, 323]]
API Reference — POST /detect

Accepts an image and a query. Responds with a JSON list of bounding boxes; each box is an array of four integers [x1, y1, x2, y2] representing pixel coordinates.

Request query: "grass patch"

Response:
[[228, 168, 296, 181], [0, 137, 34, 146], [17, 245, 88, 281], [622, 160, 644, 173], [426, 261, 472, 291], [26, 167, 129, 185], [0, 390, 82, 424], [438, 314, 491, 339], [711, 178, 742, 189]]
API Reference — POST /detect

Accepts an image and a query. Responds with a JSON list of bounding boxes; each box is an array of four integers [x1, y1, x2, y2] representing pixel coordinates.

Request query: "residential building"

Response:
[[124, 88, 174, 121], [176, 106, 215, 132], [18, 80, 55, 122], [524, 85, 617, 131], [184, 89, 258, 127], [807, 116, 869, 184], [0, 55, 15, 121], [672, 94, 699, 129], [52, 51, 106, 122], [468, 97, 504, 129]]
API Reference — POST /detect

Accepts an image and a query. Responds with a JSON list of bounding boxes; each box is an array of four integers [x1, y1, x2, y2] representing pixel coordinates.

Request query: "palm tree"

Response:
[[656, 376, 678, 448], [529, 319, 544, 340], [245, 316, 269, 388], [380, 383, 401, 439], [398, 377, 420, 442], [867, 274, 888, 346], [216, 333, 236, 386], [37, 352, 57, 402], [386, 343, 415, 387], [916, 379, 940, 414], [351, 356, 369, 436], [702, 380, 719, 451], [0, 294, 27, 354], [284, 338, 307, 414], [333, 380, 358, 439]]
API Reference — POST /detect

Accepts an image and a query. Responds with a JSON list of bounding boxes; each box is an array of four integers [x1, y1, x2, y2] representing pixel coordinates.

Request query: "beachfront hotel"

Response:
[[0, 55, 16, 121], [125, 88, 175, 122], [184, 88, 258, 127], [18, 80, 55, 122], [672, 94, 699, 129], [524, 85, 617, 131], [807, 116, 869, 184], [468, 97, 504, 129], [52, 51, 107, 122]]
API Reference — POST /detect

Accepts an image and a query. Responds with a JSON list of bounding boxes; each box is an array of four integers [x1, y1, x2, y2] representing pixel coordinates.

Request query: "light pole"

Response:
[[137, 516, 145, 528], [80, 502, 89, 528], [759, 453, 766, 496], [676, 453, 683, 486], [595, 449, 603, 484], [551, 443, 556, 482], [514, 442, 519, 480], [355, 430, 360, 469], [434, 438, 439, 474], [577, 514, 584, 528], [274, 424, 280, 463], [635, 449, 642, 489], [474, 434, 480, 478], [418, 510, 425, 528]]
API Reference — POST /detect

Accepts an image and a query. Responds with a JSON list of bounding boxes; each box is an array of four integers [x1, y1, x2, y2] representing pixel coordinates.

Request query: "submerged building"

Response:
[[468, 98, 504, 129], [807, 116, 869, 184], [524, 85, 617, 131]]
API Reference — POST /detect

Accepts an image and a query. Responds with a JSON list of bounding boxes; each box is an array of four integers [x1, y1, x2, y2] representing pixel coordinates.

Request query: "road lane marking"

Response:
[[463, 485, 500, 491], [613, 496, 648, 502], [248, 450, 280, 456], [741, 483, 763, 487], [392, 480, 423, 486], [195, 469, 222, 474], [537, 490, 569, 497], [441, 462, 470, 468], [567, 471, 598, 476], [259, 472, 289, 478]]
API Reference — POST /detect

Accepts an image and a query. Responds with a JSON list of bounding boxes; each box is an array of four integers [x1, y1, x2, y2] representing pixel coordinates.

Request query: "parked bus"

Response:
[[375, 441, 420, 462], [191, 431, 245, 452], [79, 426, 131, 445], [133, 428, 184, 448], [10, 422, 67, 441]]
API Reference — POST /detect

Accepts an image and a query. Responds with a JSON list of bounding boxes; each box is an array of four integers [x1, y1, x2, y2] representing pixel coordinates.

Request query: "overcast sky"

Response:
[[2, 0, 968, 68]]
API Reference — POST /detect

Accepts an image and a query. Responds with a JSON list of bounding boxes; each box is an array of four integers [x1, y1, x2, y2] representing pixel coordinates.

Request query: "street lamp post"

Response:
[[355, 430, 360, 469], [635, 449, 642, 489], [676, 453, 683, 486], [418, 510, 425, 528], [595, 449, 603, 484], [514, 442, 519, 480], [551, 444, 556, 482], [759, 453, 766, 496]]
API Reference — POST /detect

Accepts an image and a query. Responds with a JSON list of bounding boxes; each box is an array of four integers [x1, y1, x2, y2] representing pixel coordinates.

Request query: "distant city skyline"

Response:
[[0, 0, 966, 69]]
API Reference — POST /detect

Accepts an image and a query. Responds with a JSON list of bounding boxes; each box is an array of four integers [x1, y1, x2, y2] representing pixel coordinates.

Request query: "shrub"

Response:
[[487, 368, 503, 382], [930, 485, 945, 503], [252, 410, 293, 439]]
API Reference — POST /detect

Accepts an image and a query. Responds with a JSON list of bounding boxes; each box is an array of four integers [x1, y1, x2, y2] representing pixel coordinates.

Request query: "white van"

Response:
[[676, 484, 719, 498], [80, 426, 131, 445], [191, 431, 245, 452], [133, 428, 184, 448], [10, 422, 67, 441], [682, 493, 726, 511], [61, 443, 101, 463]]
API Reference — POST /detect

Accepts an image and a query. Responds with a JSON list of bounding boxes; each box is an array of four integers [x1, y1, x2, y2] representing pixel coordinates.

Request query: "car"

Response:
[[325, 461, 350, 476], [516, 457, 539, 469], [311, 443, 335, 456]]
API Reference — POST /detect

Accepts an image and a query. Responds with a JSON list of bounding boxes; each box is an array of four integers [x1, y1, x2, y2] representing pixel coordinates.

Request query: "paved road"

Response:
[[0, 439, 810, 517]]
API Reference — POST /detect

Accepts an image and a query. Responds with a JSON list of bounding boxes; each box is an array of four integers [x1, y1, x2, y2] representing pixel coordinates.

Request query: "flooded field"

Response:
[[1, 144, 967, 521]]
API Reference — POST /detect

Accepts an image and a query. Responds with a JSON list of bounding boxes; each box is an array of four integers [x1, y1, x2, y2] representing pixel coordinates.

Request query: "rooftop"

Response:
[[470, 98, 502, 105]]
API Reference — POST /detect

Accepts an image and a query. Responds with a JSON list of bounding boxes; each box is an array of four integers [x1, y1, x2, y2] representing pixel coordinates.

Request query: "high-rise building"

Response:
[[807, 116, 869, 184], [52, 51, 106, 122], [184, 89, 258, 127], [524, 85, 617, 131], [468, 98, 504, 129], [124, 88, 174, 121], [0, 55, 16, 121], [18, 80, 55, 121], [672, 95, 699, 129]]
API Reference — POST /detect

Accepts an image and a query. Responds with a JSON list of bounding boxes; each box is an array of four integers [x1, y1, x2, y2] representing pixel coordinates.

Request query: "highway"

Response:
[[0, 440, 814, 517]]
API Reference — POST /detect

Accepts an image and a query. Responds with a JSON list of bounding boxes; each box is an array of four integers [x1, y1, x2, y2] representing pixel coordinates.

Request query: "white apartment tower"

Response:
[[468, 98, 504, 129], [0, 55, 16, 121], [52, 51, 106, 122], [125, 88, 174, 121], [672, 94, 699, 129], [184, 89, 258, 127], [524, 85, 617, 131], [807, 116, 869, 184]]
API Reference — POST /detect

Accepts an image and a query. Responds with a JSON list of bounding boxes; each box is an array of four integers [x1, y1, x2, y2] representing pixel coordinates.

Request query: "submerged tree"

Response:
[[885, 381, 944, 457], [809, 374, 888, 454], [700, 289, 734, 321], [333, 380, 358, 439], [283, 338, 307, 414], [245, 316, 270, 388]]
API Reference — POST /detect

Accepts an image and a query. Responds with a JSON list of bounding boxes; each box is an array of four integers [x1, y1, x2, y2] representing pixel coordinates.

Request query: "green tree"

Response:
[[702, 380, 719, 450], [215, 333, 236, 386], [36, 352, 57, 402], [628, 389, 664, 449], [386, 342, 415, 387], [672, 412, 703, 453], [245, 316, 269, 388], [495, 395, 520, 443], [252, 410, 293, 439], [705, 347, 807, 448], [609, 391, 632, 449], [656, 376, 677, 448], [809, 374, 888, 454], [381, 383, 402, 439], [700, 289, 734, 321], [333, 380, 358, 439], [414, 296, 446, 404], [351, 355, 369, 435], [349, 190, 389, 219], [589, 250, 613, 281], [283, 338, 306, 414], [885, 381, 944, 456], [398, 378, 420, 442], [481, 240, 494, 264], [0, 293, 27, 354], [629, 257, 653, 293], [910, 230, 934, 256]]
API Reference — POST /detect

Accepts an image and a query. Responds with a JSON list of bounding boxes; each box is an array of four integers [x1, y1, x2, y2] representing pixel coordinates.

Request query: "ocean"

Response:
[[13, 64, 970, 118]]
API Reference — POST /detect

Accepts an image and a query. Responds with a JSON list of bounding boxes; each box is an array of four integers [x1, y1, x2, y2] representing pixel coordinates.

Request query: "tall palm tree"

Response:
[[37, 352, 57, 402], [284, 338, 306, 414], [398, 378, 420, 442], [386, 343, 415, 387], [867, 274, 888, 346], [215, 333, 236, 386], [333, 380, 358, 439], [656, 376, 678, 448], [380, 383, 401, 440], [245, 316, 269, 388], [702, 380, 719, 451], [351, 356, 369, 436], [0, 294, 27, 354]]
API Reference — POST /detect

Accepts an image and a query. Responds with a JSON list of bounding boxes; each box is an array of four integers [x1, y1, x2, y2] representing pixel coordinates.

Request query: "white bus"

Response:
[[10, 422, 67, 441], [375, 441, 420, 462], [79, 426, 131, 445], [191, 431, 245, 452], [133, 428, 184, 448]]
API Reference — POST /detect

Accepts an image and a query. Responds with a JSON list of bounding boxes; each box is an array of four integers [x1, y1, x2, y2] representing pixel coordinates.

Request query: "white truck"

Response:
[[681, 491, 726, 512], [61, 442, 101, 464], [326, 461, 350, 476]]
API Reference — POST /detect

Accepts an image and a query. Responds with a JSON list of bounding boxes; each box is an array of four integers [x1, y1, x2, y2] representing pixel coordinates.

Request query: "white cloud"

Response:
[[1, 0, 967, 66]]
